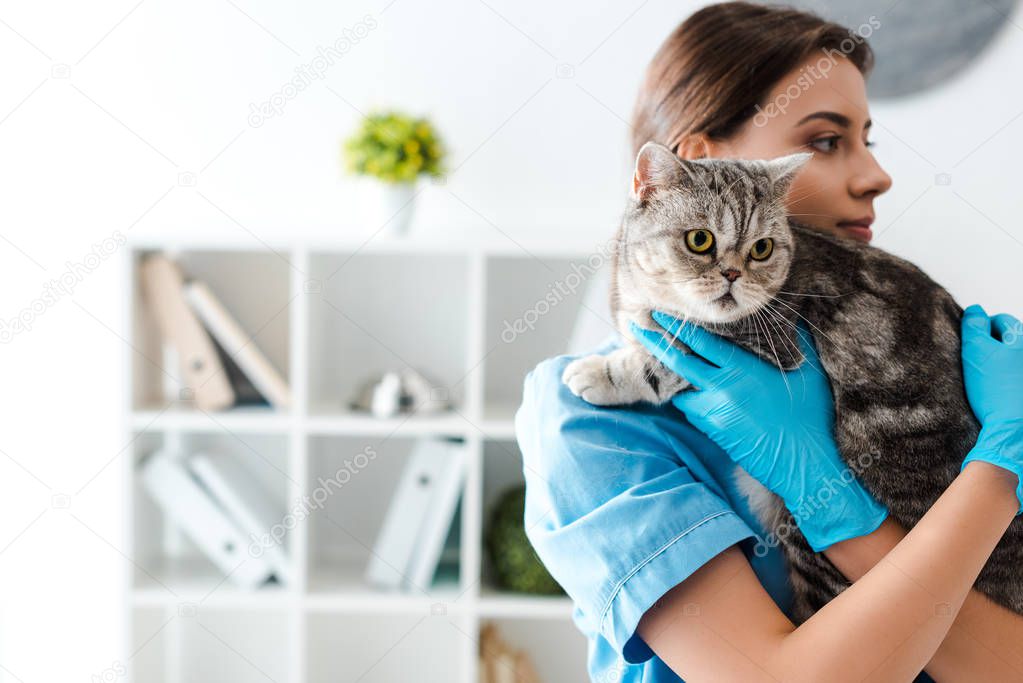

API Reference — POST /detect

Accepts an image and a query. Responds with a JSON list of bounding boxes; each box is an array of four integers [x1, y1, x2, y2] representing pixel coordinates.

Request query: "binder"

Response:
[[139, 255, 234, 411], [364, 438, 464, 590], [406, 443, 465, 591], [140, 449, 274, 589], [189, 451, 293, 586], [184, 281, 292, 410]]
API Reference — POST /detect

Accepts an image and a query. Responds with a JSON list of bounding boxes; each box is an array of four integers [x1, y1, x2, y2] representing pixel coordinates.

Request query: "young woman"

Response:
[[514, 3, 1023, 681]]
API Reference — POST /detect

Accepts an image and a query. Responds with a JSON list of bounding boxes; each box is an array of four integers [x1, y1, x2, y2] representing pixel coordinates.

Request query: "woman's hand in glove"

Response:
[[630, 310, 888, 552], [959, 304, 1023, 515]]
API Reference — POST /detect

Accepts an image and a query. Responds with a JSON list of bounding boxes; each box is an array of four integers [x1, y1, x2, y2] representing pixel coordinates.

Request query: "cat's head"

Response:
[[618, 141, 810, 325]]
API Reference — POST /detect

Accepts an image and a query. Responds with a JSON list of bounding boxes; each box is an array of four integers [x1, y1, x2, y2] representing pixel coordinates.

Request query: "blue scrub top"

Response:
[[514, 331, 936, 683]]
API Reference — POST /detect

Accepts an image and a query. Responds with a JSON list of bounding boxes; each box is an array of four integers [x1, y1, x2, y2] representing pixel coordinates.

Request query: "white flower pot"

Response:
[[373, 181, 417, 237]]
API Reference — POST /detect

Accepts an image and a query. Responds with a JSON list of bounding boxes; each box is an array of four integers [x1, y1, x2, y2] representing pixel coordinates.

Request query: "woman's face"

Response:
[[698, 52, 893, 244]]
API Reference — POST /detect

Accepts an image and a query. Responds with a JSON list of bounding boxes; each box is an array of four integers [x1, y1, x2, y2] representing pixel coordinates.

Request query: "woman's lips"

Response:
[[836, 218, 873, 243]]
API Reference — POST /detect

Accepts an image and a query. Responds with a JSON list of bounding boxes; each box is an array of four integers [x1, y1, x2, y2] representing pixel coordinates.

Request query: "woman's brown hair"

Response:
[[630, 1, 874, 157]]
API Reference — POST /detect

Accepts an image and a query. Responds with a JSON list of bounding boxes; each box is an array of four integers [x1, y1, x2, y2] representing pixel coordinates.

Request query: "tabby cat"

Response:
[[563, 140, 1023, 623]]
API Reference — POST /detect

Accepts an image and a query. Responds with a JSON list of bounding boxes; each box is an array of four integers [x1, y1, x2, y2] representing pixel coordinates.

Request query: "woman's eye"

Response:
[[750, 238, 773, 261], [808, 135, 840, 153], [685, 229, 714, 254]]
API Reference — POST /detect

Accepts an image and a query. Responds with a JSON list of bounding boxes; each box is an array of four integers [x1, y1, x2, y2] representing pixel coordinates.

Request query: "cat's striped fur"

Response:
[[563, 141, 1023, 623]]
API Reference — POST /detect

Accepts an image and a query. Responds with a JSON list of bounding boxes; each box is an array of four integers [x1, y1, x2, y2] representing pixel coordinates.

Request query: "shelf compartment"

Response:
[[306, 613, 464, 683], [305, 554, 462, 614], [480, 617, 588, 682], [305, 252, 470, 418], [482, 255, 611, 415], [130, 606, 293, 683], [131, 431, 294, 597], [131, 249, 293, 413], [481, 439, 528, 594], [477, 402, 519, 439], [131, 556, 293, 606], [306, 435, 464, 600]]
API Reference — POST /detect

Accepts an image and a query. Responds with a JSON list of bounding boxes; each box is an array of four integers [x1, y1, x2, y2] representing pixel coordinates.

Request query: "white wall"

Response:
[[1, 1, 1021, 680]]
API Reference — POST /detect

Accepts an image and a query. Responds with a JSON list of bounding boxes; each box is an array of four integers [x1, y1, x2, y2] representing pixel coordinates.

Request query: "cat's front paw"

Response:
[[562, 355, 623, 405]]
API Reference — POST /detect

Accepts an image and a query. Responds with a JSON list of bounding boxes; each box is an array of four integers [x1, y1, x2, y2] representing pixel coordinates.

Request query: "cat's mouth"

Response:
[[668, 287, 748, 325], [704, 288, 747, 323]]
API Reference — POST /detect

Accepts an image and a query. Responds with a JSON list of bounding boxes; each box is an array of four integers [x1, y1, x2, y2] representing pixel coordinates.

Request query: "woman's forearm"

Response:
[[823, 466, 1023, 681], [769, 460, 1018, 682]]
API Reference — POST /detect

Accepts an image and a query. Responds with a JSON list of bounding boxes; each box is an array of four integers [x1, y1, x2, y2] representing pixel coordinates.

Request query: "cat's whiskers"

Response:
[[722, 172, 749, 199], [758, 298, 808, 369], [751, 296, 831, 386], [629, 307, 696, 392], [783, 182, 834, 206], [747, 292, 801, 351], [757, 301, 835, 386], [768, 295, 842, 350], [748, 290, 793, 354], [749, 303, 794, 402], [785, 212, 850, 219], [774, 289, 851, 299]]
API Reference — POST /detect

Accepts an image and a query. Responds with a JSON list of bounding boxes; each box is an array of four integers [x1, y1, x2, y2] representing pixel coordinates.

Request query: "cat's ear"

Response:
[[763, 152, 812, 197], [631, 141, 685, 202]]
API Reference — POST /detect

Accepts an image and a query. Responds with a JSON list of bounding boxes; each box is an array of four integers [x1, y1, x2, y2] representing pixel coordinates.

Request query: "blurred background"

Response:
[[1, 0, 1021, 681]]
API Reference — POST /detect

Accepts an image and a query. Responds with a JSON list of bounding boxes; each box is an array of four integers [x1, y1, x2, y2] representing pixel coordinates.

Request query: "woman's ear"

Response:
[[675, 133, 712, 161]]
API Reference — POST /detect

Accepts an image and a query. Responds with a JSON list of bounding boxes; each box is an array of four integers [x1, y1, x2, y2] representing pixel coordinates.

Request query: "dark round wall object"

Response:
[[766, 0, 1018, 98]]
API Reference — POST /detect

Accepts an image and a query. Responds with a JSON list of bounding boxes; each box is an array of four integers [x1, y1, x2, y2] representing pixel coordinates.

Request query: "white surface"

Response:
[[405, 442, 466, 591], [140, 449, 275, 590], [2, 0, 1022, 680], [364, 439, 457, 589], [190, 451, 294, 585], [124, 244, 589, 682]]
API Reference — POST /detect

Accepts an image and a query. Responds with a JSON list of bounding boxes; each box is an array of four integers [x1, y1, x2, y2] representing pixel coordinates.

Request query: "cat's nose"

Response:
[[721, 268, 741, 283]]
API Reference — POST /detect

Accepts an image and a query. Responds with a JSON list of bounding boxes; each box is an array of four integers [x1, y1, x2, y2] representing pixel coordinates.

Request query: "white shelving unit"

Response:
[[122, 234, 610, 682]]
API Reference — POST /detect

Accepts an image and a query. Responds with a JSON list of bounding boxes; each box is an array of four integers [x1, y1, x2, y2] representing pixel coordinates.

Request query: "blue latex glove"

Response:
[[630, 310, 888, 552], [959, 304, 1023, 514]]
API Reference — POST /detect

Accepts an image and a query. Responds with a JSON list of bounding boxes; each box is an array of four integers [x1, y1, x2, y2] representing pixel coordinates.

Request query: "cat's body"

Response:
[[563, 142, 1023, 623], [732, 221, 1023, 622]]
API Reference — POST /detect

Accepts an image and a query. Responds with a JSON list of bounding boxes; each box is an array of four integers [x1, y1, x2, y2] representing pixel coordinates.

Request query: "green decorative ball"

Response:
[[484, 484, 564, 595]]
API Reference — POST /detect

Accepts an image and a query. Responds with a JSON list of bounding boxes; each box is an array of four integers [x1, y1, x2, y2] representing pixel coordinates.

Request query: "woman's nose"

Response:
[[849, 148, 893, 199]]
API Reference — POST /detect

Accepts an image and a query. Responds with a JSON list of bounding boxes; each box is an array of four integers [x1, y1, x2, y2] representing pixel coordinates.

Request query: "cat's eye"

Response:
[[685, 229, 714, 254], [750, 238, 773, 261]]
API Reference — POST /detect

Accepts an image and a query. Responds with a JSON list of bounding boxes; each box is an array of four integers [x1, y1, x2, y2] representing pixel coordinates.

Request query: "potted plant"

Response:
[[342, 110, 445, 236]]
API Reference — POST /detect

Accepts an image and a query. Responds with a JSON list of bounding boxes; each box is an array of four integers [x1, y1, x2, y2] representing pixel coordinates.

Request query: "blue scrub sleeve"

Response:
[[515, 354, 759, 663]]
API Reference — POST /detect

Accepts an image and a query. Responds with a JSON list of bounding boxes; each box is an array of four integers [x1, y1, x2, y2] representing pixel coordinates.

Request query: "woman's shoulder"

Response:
[[516, 336, 767, 663], [515, 332, 704, 468]]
